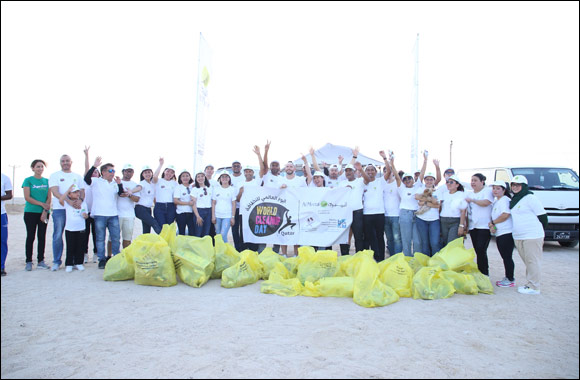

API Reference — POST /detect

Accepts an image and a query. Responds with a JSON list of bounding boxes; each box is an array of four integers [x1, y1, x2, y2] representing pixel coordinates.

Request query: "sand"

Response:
[[1, 204, 579, 379]]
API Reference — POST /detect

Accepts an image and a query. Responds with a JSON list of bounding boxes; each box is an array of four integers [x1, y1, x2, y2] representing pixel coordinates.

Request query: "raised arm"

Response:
[[379, 150, 391, 181], [309, 147, 322, 172], [83, 145, 91, 176], [391, 157, 402, 187], [337, 155, 345, 176], [253, 145, 267, 178], [153, 157, 164, 184], [354, 162, 371, 185], [262, 140, 271, 176], [433, 159, 442, 186], [349, 146, 359, 165], [418, 151, 428, 183], [302, 154, 313, 185]]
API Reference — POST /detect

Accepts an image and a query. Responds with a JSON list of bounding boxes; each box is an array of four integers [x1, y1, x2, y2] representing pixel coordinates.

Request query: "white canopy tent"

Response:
[[292, 143, 383, 168]]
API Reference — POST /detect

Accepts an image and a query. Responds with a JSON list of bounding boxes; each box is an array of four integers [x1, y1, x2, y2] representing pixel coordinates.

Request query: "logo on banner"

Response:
[[248, 203, 297, 237]]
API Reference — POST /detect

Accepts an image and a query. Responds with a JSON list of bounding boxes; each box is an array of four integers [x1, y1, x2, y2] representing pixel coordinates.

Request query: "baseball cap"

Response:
[[313, 171, 325, 178], [444, 168, 455, 175], [492, 180, 508, 188], [165, 165, 176, 172], [345, 164, 355, 171], [205, 164, 214, 170], [179, 168, 190, 176], [329, 164, 339, 170], [511, 175, 528, 185], [270, 160, 280, 164], [243, 165, 254, 172], [141, 165, 152, 172], [70, 184, 81, 192], [424, 172, 436, 180], [232, 160, 241, 165], [402, 172, 414, 180], [447, 175, 461, 183], [122, 164, 134, 171], [217, 170, 231, 179]]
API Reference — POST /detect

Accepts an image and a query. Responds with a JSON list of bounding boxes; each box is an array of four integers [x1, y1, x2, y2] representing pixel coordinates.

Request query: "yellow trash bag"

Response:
[[173, 235, 215, 288], [378, 253, 413, 298], [460, 263, 494, 294], [258, 247, 284, 280], [296, 247, 338, 284], [303, 277, 355, 298], [412, 266, 455, 300], [221, 250, 264, 288], [134, 233, 166, 244], [261, 277, 303, 297], [440, 270, 479, 295], [133, 239, 177, 287], [341, 250, 374, 278], [335, 255, 353, 276], [269, 262, 291, 280], [159, 222, 177, 253], [283, 256, 299, 278], [353, 256, 400, 308], [212, 234, 240, 279], [103, 247, 135, 281], [429, 237, 475, 271], [407, 252, 431, 274]]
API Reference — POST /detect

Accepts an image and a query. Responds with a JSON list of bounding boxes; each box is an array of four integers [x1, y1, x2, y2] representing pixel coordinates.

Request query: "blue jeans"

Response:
[[399, 209, 422, 257], [1, 213, 8, 270], [51, 209, 66, 265], [135, 205, 161, 234], [215, 218, 232, 243], [415, 217, 441, 257], [232, 208, 243, 251], [384, 216, 403, 256], [94, 216, 120, 262], [176, 212, 195, 236], [193, 208, 212, 237], [154, 202, 176, 228]]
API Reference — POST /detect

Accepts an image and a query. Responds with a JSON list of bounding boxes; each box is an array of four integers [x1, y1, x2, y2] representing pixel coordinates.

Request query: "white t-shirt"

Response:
[[382, 179, 401, 217], [440, 190, 468, 218], [85, 186, 94, 214], [173, 184, 193, 214], [117, 180, 140, 218], [491, 196, 513, 237], [467, 187, 494, 230], [64, 200, 88, 232], [230, 174, 245, 188], [155, 179, 177, 203], [212, 185, 237, 218], [325, 176, 343, 189], [434, 185, 449, 202], [1, 173, 13, 215], [261, 172, 284, 189], [398, 184, 421, 211], [89, 178, 120, 217], [191, 186, 212, 209], [511, 194, 546, 240], [363, 179, 385, 215], [282, 176, 307, 188], [339, 178, 364, 211], [49, 171, 85, 211], [416, 186, 441, 222], [137, 180, 156, 208]]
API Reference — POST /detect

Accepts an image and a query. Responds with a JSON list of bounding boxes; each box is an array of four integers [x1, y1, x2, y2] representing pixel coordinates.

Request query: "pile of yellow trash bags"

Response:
[[103, 223, 493, 308]]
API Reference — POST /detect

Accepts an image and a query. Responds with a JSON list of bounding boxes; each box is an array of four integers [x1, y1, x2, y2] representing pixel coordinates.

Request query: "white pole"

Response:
[[411, 33, 419, 172], [193, 33, 202, 173]]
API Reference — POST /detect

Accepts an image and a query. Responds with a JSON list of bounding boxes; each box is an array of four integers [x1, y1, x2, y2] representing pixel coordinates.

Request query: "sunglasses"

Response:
[[108, 169, 115, 173]]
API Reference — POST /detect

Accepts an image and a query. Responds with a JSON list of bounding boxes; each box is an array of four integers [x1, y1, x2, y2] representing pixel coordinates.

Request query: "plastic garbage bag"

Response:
[[261, 278, 303, 297], [103, 247, 135, 281], [407, 252, 431, 274], [440, 270, 479, 295], [159, 222, 177, 253], [353, 255, 399, 307], [212, 234, 240, 279], [378, 253, 413, 297], [412, 266, 455, 300], [133, 239, 177, 287], [303, 277, 355, 298], [296, 246, 338, 284], [173, 235, 215, 287], [258, 247, 284, 280], [221, 250, 264, 288], [460, 263, 494, 294], [428, 237, 475, 271]]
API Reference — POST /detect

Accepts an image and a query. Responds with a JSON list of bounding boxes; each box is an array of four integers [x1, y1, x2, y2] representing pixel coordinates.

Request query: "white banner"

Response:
[[241, 187, 353, 246], [194, 33, 212, 173]]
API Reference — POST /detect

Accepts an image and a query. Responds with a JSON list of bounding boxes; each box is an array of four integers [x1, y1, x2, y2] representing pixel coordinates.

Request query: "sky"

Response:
[[2, 1, 579, 197]]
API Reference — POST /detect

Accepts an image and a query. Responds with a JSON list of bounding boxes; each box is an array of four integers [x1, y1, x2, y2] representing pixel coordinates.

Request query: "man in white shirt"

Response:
[[84, 157, 124, 269], [338, 164, 365, 256], [204, 164, 218, 240], [236, 166, 261, 251], [230, 160, 246, 251], [1, 173, 13, 276], [117, 164, 140, 249], [49, 154, 85, 271]]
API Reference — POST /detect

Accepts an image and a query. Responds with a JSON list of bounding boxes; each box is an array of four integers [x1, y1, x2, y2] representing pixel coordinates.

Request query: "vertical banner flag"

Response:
[[194, 33, 212, 173], [241, 187, 352, 246], [411, 33, 419, 172]]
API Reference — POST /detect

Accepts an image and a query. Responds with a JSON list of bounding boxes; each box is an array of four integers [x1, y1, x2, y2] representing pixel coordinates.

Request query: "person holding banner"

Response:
[[280, 161, 307, 256], [191, 172, 212, 238], [257, 141, 282, 253], [211, 171, 237, 243], [236, 166, 261, 251]]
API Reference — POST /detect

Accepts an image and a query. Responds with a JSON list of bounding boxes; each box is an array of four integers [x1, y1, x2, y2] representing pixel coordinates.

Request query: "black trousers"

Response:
[[65, 230, 86, 266], [363, 213, 386, 262], [24, 212, 48, 263], [340, 209, 364, 256], [470, 228, 491, 276], [82, 214, 97, 254], [496, 233, 515, 281]]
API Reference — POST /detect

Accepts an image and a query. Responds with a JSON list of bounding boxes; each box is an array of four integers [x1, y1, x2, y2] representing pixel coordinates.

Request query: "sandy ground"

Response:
[[1, 204, 579, 379]]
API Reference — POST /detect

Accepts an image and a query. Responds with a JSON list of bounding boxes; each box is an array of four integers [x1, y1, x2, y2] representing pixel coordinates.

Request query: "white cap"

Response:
[[329, 164, 339, 170], [179, 168, 190, 176], [217, 170, 231, 179], [243, 165, 254, 172], [313, 171, 325, 178], [365, 164, 376, 170], [492, 180, 508, 188], [345, 164, 355, 171], [424, 172, 436, 180], [511, 175, 528, 185], [447, 174, 461, 183], [270, 160, 280, 164], [232, 160, 241, 165], [205, 164, 214, 170], [123, 164, 134, 170], [141, 165, 152, 172], [165, 165, 176, 172], [402, 172, 414, 180], [70, 184, 81, 192]]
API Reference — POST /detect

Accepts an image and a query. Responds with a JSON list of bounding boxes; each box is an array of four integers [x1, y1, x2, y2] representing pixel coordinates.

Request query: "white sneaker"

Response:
[[75, 264, 85, 271], [51, 263, 60, 271], [92, 255, 98, 263], [65, 266, 73, 273], [518, 286, 540, 295], [84, 254, 89, 264]]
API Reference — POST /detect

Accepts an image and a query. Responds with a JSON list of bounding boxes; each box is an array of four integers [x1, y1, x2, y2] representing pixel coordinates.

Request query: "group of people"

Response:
[[0, 142, 547, 295]]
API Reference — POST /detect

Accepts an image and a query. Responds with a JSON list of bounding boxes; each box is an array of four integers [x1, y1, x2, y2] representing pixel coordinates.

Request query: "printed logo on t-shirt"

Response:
[[60, 178, 64, 182]]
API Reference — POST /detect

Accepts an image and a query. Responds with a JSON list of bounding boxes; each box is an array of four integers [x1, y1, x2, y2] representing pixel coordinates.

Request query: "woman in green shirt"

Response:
[[22, 159, 51, 271]]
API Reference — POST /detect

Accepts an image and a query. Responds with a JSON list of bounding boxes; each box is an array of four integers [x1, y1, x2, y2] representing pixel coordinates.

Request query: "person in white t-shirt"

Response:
[[204, 164, 219, 241], [116, 164, 140, 249], [154, 163, 177, 228], [1, 172, 13, 276], [191, 172, 213, 238], [84, 156, 124, 269], [235, 166, 261, 251], [279, 161, 307, 256], [58, 184, 88, 272], [82, 146, 101, 263], [360, 162, 388, 262], [439, 175, 468, 247], [489, 181, 515, 288], [212, 171, 237, 243], [230, 160, 246, 251], [415, 167, 442, 257], [391, 152, 427, 257], [134, 159, 163, 235], [509, 175, 547, 295], [466, 173, 494, 276], [339, 163, 366, 256], [49, 154, 85, 271], [174, 169, 195, 236]]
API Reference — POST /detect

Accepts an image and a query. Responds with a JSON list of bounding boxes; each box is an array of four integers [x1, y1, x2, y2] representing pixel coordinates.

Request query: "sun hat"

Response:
[[511, 175, 528, 185]]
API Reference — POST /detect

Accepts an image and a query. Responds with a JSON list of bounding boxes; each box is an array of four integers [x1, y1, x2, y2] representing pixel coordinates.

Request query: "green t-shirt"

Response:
[[22, 176, 49, 213]]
